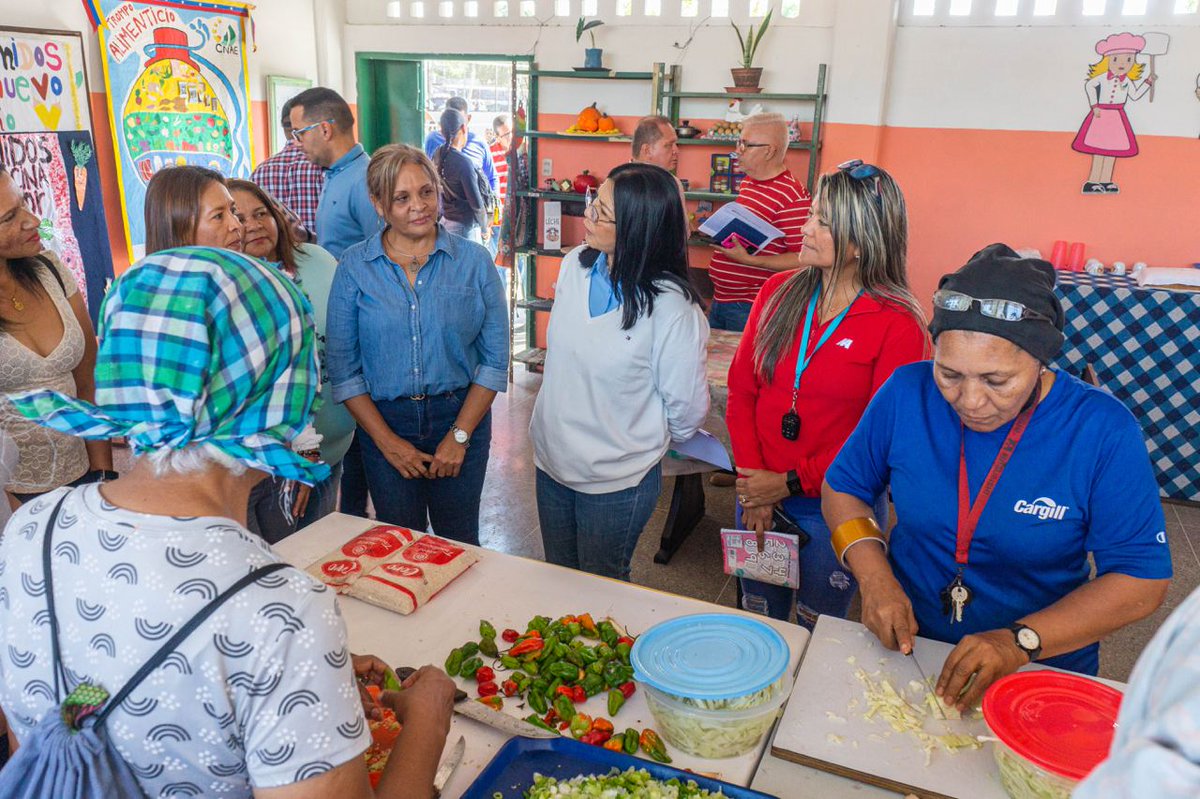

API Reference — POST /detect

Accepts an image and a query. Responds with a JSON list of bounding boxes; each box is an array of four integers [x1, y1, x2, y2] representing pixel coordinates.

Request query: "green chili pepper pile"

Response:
[[445, 613, 670, 763]]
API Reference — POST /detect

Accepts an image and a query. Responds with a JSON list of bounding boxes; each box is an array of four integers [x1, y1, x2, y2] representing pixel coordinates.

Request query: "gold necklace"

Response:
[[386, 233, 435, 270]]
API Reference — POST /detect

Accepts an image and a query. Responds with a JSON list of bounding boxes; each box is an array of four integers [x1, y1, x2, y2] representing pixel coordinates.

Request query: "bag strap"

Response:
[[34, 254, 67, 298], [94, 561, 289, 726], [41, 493, 72, 702]]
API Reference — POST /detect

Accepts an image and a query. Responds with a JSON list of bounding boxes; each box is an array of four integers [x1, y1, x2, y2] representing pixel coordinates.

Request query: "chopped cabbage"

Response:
[[645, 680, 784, 759], [994, 745, 1076, 799], [523, 767, 729, 798], [853, 668, 982, 765]]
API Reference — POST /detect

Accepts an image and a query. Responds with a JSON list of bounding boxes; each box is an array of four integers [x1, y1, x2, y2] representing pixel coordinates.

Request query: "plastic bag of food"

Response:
[[306, 525, 420, 591], [346, 535, 479, 615]]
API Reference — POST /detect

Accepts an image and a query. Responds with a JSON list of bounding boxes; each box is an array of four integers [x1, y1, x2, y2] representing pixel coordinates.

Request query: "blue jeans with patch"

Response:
[[739, 494, 888, 630], [536, 465, 661, 582], [358, 388, 491, 546], [708, 300, 753, 332]]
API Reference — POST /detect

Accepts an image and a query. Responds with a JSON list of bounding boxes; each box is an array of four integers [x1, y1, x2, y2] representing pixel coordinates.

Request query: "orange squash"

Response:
[[596, 112, 618, 133], [576, 102, 601, 132]]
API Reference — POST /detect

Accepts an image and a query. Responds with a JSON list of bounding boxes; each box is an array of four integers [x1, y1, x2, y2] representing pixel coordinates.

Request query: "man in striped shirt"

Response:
[[488, 114, 511, 256], [707, 113, 811, 332]]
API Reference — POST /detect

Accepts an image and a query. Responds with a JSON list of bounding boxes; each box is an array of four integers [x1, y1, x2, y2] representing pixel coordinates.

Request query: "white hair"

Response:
[[741, 112, 788, 156], [134, 443, 248, 477]]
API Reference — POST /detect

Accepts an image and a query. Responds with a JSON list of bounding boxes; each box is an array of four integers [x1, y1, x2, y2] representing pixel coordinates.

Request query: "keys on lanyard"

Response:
[[945, 384, 1042, 625], [779, 285, 860, 443]]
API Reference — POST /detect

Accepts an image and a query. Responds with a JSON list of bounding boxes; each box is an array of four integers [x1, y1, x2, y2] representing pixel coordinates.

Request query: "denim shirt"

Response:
[[316, 144, 383, 259], [326, 226, 508, 403]]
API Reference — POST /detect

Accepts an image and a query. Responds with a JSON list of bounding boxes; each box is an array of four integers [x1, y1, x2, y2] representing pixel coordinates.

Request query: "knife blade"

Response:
[[432, 735, 465, 795], [453, 697, 560, 738], [907, 648, 948, 721]]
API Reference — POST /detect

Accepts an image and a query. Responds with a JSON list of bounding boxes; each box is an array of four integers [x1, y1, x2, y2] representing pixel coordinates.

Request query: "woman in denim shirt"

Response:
[[326, 144, 507, 545]]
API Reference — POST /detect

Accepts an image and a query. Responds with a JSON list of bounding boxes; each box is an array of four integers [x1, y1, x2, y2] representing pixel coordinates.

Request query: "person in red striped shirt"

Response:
[[707, 113, 812, 332], [726, 160, 928, 629]]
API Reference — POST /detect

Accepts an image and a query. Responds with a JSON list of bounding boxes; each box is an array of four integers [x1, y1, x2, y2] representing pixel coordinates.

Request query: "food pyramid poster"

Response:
[[84, 0, 253, 261]]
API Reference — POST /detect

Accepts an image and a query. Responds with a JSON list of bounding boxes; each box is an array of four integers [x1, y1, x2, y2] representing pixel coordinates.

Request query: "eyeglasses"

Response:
[[837, 158, 884, 200], [291, 118, 334, 141], [736, 139, 769, 152], [584, 187, 614, 224], [933, 289, 1054, 323]]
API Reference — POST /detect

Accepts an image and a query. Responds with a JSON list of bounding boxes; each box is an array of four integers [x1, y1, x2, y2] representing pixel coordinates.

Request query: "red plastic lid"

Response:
[[982, 671, 1123, 781]]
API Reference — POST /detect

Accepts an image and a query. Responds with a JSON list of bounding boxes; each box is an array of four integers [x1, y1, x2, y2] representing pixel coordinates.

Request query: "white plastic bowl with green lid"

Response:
[[630, 613, 791, 758]]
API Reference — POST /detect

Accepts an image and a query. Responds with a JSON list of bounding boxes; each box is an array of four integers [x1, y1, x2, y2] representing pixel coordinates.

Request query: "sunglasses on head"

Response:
[[836, 159, 884, 204], [933, 289, 1054, 323]]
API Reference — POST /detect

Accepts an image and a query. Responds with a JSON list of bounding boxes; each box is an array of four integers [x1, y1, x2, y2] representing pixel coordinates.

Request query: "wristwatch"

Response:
[[1008, 623, 1043, 662], [450, 425, 471, 448], [786, 470, 803, 497]]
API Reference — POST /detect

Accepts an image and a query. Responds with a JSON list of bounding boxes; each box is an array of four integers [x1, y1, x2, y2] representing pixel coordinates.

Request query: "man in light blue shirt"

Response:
[[288, 86, 383, 517], [289, 87, 383, 259], [423, 97, 497, 194]]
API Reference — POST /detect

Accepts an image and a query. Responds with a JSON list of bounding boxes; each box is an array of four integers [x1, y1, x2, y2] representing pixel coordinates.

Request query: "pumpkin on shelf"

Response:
[[564, 102, 615, 135], [596, 112, 619, 133]]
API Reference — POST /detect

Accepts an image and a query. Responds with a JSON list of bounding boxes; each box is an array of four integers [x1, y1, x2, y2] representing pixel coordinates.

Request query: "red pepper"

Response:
[[477, 680, 499, 697], [555, 685, 576, 699], [543, 710, 558, 725], [475, 666, 495, 683], [619, 681, 636, 699], [558, 721, 570, 731], [502, 628, 521, 643], [579, 729, 612, 746], [477, 695, 503, 710], [616, 636, 635, 647], [509, 638, 545, 657], [591, 718, 614, 734], [572, 685, 587, 704], [501, 679, 519, 697]]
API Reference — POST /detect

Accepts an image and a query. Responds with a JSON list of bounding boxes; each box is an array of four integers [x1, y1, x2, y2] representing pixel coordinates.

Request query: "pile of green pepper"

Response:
[[443, 613, 671, 763]]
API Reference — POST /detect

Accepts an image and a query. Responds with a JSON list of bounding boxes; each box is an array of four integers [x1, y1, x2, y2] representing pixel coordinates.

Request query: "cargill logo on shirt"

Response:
[[1013, 497, 1069, 521], [835, 338, 853, 349]]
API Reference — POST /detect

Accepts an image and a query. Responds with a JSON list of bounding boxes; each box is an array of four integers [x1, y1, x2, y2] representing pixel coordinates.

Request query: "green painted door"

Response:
[[357, 57, 424, 154]]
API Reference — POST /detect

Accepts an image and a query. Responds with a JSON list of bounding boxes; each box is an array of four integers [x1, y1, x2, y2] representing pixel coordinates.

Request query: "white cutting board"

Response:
[[772, 616, 1008, 799]]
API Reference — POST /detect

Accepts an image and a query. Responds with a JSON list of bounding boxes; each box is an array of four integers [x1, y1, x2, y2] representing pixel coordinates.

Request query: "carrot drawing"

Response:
[[71, 140, 92, 210]]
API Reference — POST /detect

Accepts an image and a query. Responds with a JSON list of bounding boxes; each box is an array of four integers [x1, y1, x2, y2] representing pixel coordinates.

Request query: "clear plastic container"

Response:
[[991, 736, 1078, 799], [640, 676, 789, 759]]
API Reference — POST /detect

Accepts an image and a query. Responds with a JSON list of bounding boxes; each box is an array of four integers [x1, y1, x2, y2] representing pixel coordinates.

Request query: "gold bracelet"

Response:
[[831, 517, 886, 568]]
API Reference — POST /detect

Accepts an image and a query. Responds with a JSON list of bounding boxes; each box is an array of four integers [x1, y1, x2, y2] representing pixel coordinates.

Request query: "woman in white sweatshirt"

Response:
[[530, 162, 710, 581]]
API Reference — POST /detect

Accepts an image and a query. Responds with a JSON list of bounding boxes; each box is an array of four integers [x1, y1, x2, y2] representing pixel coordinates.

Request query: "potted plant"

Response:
[[730, 8, 773, 92], [577, 17, 605, 70]]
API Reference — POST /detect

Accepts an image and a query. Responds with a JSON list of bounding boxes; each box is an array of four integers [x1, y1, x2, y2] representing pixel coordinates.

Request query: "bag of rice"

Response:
[[346, 535, 479, 615], [307, 525, 420, 591]]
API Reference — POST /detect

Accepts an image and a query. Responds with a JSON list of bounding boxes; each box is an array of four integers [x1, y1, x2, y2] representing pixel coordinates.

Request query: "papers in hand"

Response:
[[699, 202, 785, 254], [670, 429, 732, 471]]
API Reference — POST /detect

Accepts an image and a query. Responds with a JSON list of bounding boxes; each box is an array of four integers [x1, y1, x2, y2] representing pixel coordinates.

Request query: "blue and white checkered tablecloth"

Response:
[[1053, 271, 1199, 503]]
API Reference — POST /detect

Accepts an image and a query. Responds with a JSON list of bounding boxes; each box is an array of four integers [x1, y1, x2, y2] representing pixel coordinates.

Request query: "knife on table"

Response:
[[432, 735, 465, 798], [393, 666, 559, 739], [907, 648, 948, 721]]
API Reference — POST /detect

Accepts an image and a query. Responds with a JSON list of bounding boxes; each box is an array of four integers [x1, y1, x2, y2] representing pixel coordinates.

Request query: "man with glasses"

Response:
[[707, 112, 811, 333], [289, 86, 383, 521], [251, 97, 325, 243], [288, 87, 383, 260]]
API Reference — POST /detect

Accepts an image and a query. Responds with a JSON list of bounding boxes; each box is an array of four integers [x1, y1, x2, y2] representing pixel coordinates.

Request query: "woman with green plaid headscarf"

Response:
[[0, 247, 459, 797]]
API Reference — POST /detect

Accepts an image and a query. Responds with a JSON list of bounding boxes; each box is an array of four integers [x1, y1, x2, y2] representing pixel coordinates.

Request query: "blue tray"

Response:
[[460, 736, 779, 798]]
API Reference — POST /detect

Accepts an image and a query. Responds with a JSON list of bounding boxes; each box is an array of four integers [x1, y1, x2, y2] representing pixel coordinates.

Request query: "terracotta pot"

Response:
[[730, 67, 763, 88]]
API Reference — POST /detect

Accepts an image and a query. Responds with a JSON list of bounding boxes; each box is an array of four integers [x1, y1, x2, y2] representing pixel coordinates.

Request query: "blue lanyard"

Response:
[[791, 286, 861, 399]]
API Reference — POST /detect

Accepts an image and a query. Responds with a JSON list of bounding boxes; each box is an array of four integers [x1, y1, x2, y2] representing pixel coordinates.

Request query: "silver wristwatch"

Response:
[[450, 425, 471, 448]]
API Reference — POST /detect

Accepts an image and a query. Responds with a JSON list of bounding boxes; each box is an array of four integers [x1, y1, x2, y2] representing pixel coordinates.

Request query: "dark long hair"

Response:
[[144, 165, 227, 255], [434, 108, 467, 169], [593, 162, 699, 331], [0, 165, 52, 333], [227, 179, 299, 274]]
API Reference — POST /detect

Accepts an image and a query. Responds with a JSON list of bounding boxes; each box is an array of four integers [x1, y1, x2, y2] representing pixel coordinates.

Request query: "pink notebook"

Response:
[[720, 528, 801, 589]]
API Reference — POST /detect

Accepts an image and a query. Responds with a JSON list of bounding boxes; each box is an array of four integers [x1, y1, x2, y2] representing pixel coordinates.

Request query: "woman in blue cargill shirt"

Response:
[[326, 144, 507, 545]]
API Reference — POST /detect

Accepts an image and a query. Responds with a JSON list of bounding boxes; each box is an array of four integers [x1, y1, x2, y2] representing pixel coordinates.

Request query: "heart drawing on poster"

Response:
[[34, 104, 62, 130]]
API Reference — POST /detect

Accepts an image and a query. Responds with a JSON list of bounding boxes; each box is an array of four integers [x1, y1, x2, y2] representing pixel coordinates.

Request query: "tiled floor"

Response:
[[481, 369, 1200, 683]]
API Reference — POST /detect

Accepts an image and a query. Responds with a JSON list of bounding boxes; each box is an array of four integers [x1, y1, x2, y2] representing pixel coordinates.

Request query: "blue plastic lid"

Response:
[[630, 614, 789, 701]]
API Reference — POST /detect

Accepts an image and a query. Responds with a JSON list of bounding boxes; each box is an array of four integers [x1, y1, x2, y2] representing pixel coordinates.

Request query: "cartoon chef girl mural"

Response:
[[1071, 33, 1156, 195]]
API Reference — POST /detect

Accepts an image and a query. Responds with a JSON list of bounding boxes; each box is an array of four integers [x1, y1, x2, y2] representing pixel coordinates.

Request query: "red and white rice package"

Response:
[[306, 525, 419, 590], [307, 525, 479, 615]]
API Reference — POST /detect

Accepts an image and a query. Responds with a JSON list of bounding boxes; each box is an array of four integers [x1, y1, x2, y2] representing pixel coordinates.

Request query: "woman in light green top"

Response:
[[230, 179, 356, 530]]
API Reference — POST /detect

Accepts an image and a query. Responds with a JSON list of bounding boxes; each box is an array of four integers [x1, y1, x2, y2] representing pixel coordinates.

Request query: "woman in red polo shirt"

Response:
[[727, 160, 928, 628]]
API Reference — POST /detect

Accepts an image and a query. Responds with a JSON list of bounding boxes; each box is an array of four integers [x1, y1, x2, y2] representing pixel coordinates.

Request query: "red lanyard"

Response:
[[955, 394, 1040, 565]]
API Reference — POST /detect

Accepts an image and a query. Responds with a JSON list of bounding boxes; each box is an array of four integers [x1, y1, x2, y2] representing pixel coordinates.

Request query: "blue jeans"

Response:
[[443, 218, 482, 243], [536, 464, 661, 582], [708, 300, 752, 332], [739, 494, 888, 630], [339, 433, 369, 516], [297, 459, 344, 530], [358, 389, 491, 546]]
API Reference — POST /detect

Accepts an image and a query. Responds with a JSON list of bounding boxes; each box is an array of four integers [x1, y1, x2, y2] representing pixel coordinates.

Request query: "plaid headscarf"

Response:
[[9, 247, 330, 485]]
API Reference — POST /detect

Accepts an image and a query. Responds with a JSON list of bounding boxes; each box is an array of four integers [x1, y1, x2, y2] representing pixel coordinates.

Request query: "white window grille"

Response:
[[711, 0, 729, 16], [948, 0, 971, 14], [439, 0, 454, 16], [411, 1, 425, 16], [995, 0, 1019, 15], [386, 0, 403, 17], [1081, 0, 1105, 13], [781, 0, 801, 16]]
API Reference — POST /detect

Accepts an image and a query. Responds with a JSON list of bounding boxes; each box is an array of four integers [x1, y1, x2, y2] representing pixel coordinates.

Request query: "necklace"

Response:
[[386, 232, 436, 270]]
